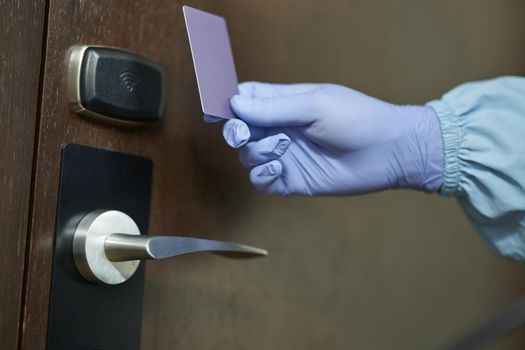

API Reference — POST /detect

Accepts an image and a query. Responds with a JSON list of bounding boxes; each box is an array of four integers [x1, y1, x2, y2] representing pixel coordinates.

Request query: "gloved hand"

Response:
[[222, 82, 444, 195]]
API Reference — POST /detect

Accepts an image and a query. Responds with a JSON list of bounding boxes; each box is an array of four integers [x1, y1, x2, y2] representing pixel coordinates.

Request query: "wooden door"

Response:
[[8, 0, 525, 349], [0, 1, 46, 348]]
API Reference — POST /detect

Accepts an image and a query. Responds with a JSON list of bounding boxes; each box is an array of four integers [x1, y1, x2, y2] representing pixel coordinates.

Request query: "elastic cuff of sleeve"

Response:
[[426, 100, 462, 197]]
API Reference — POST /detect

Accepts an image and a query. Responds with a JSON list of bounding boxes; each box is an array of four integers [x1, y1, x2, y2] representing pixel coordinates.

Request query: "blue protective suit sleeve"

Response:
[[427, 76, 525, 261]]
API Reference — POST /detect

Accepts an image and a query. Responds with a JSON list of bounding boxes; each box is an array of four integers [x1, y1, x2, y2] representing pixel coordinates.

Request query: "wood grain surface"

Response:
[[0, 1, 46, 348], [21, 0, 525, 349]]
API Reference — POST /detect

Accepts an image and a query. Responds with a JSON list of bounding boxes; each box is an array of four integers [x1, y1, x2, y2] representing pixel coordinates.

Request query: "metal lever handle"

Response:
[[105, 234, 267, 261], [73, 210, 267, 285]]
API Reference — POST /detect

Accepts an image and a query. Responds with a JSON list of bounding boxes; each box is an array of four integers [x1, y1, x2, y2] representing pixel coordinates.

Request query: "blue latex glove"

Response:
[[222, 82, 444, 195]]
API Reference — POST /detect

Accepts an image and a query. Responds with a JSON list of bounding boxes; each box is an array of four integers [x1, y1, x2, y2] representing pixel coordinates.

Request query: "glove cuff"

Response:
[[396, 105, 444, 193]]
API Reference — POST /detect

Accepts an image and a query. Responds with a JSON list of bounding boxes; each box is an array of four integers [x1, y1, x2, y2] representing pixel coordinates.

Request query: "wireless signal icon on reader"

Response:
[[120, 71, 140, 92], [67, 45, 165, 126]]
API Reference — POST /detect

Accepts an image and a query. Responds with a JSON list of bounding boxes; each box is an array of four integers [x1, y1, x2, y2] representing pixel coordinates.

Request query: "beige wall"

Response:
[[144, 1, 525, 348]]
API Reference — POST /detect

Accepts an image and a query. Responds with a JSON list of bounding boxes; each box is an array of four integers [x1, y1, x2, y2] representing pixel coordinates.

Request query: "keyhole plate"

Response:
[[47, 144, 152, 350]]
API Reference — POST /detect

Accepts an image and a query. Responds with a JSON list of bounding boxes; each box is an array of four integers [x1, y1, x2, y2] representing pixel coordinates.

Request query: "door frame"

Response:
[[0, 0, 48, 348]]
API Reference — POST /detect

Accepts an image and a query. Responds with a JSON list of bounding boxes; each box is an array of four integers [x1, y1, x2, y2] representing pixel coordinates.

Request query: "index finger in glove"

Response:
[[238, 133, 291, 168], [222, 118, 266, 148]]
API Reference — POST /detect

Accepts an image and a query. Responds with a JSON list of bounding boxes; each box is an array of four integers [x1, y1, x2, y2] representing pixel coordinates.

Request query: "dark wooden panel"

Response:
[[0, 1, 47, 348], [21, 0, 525, 349], [20, 0, 245, 348]]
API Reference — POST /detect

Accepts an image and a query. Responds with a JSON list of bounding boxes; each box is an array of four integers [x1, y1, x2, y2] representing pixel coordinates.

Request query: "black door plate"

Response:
[[47, 144, 152, 350]]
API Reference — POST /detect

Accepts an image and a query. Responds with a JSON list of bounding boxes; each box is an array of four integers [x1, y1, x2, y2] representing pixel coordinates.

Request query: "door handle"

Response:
[[104, 234, 267, 261], [73, 210, 267, 285]]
